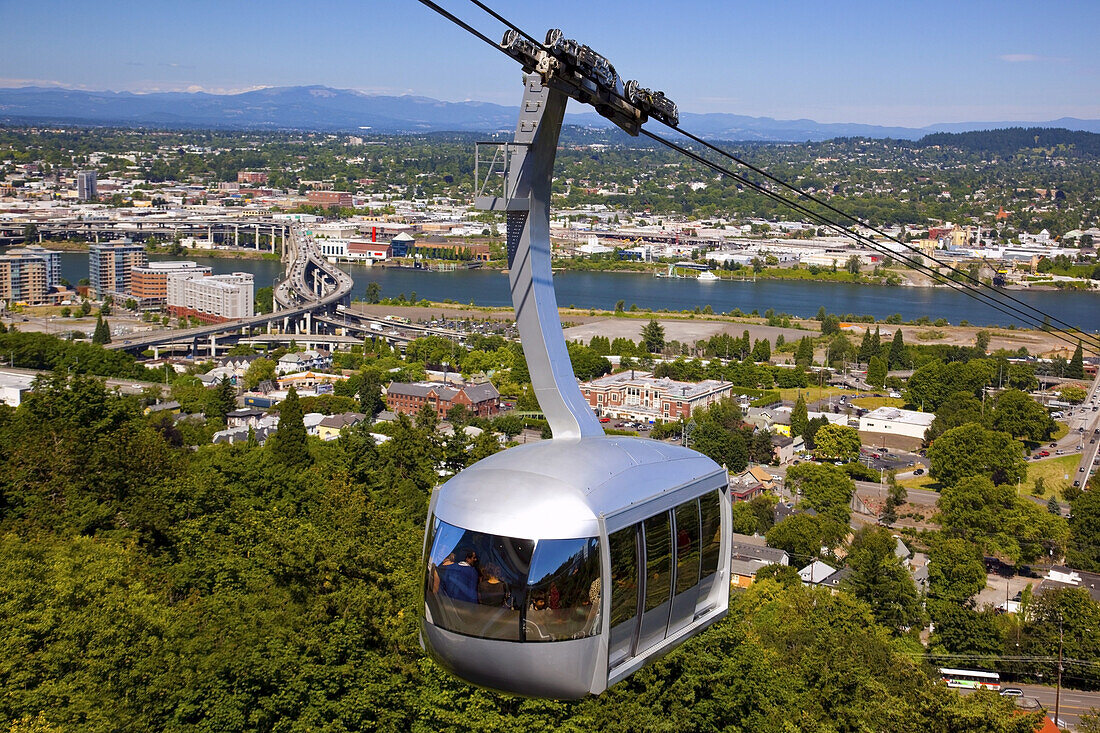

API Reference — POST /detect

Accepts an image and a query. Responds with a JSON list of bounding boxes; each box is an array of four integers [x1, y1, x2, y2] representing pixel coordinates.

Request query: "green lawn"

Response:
[[897, 474, 942, 492], [1051, 421, 1070, 441], [778, 387, 860, 404], [1023, 454, 1080, 497], [850, 396, 906, 411]]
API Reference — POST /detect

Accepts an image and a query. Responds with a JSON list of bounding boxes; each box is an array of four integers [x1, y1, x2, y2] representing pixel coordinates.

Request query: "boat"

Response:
[[697, 270, 720, 282]]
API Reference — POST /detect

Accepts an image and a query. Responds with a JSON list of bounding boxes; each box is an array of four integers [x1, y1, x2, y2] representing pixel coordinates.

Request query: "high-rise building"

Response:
[[0, 254, 49, 305], [76, 170, 98, 201], [131, 261, 212, 306], [7, 246, 61, 289], [167, 272, 254, 323], [89, 242, 147, 298]]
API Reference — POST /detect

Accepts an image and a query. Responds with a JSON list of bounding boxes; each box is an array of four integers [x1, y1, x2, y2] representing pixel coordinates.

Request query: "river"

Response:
[[58, 252, 1100, 332]]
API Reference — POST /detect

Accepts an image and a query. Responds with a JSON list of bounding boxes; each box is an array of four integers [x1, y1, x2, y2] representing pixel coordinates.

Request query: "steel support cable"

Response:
[[466, 0, 542, 46], [637, 128, 1086, 346], [421, 0, 1098, 349]]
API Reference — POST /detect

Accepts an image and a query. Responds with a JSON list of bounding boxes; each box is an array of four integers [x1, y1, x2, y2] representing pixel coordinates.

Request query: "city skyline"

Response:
[[2, 0, 1099, 127]]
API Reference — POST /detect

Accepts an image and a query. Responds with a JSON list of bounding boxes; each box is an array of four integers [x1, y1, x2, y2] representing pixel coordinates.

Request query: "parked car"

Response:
[[1000, 688, 1024, 697], [1039, 450, 1050, 457], [913, 468, 925, 476]]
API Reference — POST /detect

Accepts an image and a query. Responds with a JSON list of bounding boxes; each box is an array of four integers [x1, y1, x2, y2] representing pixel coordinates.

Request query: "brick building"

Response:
[[307, 191, 353, 208], [237, 171, 268, 185], [385, 381, 500, 418], [131, 261, 211, 306], [579, 371, 733, 422]]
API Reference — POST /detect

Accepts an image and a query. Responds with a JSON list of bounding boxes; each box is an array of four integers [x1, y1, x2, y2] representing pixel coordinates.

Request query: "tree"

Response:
[[988, 388, 1055, 441], [210, 376, 236, 422], [820, 314, 841, 336], [641, 319, 665, 353], [1067, 488, 1100, 571], [928, 537, 986, 604], [790, 394, 809, 439], [365, 281, 382, 304], [974, 329, 991, 352], [765, 513, 825, 561], [928, 423, 1026, 488], [843, 526, 922, 634], [937, 475, 1069, 563], [614, 299, 625, 313], [802, 415, 830, 450], [79, 300, 92, 317], [268, 387, 311, 467], [243, 357, 277, 390], [795, 336, 814, 367], [811, 423, 861, 462], [926, 392, 984, 443], [755, 563, 801, 588], [1068, 340, 1085, 379], [786, 462, 855, 542], [91, 314, 110, 345], [887, 329, 907, 369], [691, 420, 748, 472], [358, 369, 386, 420], [866, 355, 887, 389], [1058, 384, 1088, 404], [845, 254, 861, 275]]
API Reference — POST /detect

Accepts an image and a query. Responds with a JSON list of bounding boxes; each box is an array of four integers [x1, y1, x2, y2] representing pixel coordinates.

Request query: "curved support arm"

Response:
[[501, 74, 603, 440]]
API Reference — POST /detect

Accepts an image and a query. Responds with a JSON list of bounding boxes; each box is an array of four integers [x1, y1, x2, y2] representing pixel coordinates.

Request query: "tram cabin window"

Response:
[[424, 517, 600, 643]]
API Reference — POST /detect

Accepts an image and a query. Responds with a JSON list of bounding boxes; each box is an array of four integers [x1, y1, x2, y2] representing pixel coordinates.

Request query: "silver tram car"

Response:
[[422, 437, 730, 698]]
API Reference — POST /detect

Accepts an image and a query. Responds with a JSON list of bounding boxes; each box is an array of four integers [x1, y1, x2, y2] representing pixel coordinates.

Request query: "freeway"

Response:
[[1070, 366, 1100, 489], [107, 226, 352, 354]]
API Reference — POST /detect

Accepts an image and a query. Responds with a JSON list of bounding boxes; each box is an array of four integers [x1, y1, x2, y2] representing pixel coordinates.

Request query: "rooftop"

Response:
[[862, 406, 935, 427]]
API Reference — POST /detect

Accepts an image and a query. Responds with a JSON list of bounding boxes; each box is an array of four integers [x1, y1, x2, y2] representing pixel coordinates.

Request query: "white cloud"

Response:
[[998, 53, 1067, 63]]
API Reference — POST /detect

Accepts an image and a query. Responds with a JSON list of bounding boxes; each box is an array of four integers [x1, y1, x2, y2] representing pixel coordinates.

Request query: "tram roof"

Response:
[[432, 436, 724, 540]]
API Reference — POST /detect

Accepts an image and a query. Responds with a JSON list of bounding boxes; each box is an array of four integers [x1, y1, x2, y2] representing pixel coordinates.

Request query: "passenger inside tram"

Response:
[[425, 517, 601, 643]]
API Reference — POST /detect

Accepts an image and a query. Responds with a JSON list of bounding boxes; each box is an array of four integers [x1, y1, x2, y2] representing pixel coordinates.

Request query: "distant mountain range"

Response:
[[2, 85, 1099, 142]]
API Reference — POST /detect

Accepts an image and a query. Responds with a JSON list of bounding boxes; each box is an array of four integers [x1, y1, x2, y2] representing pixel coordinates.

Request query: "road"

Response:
[[1000, 683, 1099, 730]]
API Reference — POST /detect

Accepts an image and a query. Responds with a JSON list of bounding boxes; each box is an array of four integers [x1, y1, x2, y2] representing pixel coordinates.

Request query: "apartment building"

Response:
[[131, 261, 212, 305], [89, 242, 147, 298], [8, 246, 60, 288], [579, 371, 733, 422], [0, 253, 48, 305], [167, 271, 253, 323]]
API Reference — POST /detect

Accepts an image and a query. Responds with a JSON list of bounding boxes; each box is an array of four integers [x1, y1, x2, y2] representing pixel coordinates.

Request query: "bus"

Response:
[[939, 668, 1001, 691]]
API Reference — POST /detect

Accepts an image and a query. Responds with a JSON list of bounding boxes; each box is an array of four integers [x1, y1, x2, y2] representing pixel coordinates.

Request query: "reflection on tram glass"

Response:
[[425, 518, 600, 642]]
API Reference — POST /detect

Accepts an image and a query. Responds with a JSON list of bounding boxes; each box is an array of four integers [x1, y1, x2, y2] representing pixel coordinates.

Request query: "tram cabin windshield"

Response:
[[425, 518, 601, 643]]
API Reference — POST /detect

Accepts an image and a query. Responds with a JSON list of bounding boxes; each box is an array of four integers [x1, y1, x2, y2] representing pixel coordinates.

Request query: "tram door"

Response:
[[667, 500, 701, 636], [607, 526, 640, 670], [637, 512, 673, 652]]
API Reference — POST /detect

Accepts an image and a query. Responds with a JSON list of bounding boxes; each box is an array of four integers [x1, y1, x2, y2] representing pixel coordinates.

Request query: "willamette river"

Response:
[[58, 252, 1100, 332]]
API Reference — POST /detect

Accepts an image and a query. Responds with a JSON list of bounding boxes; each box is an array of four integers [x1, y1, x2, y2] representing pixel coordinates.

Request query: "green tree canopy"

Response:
[[927, 423, 1026, 488], [843, 526, 922, 634]]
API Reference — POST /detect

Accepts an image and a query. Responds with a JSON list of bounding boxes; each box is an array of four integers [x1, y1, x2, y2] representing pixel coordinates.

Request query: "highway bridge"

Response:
[[106, 226, 352, 357], [1, 217, 290, 252]]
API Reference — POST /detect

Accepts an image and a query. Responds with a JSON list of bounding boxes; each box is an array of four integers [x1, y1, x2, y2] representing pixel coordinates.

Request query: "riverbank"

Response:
[[349, 300, 1071, 357]]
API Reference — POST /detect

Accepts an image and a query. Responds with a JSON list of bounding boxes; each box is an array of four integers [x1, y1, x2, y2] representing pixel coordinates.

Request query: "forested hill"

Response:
[[916, 127, 1100, 157]]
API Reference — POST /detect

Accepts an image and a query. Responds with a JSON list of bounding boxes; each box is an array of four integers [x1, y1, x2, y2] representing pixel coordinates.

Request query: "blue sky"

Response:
[[2, 0, 1098, 126]]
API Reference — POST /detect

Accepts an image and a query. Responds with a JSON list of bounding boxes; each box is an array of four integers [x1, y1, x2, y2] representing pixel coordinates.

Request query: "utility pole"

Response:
[[1055, 615, 1063, 728]]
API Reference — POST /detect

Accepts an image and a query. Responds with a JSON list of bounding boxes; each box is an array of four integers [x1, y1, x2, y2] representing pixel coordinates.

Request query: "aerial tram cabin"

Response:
[[420, 46, 731, 699], [422, 436, 730, 698]]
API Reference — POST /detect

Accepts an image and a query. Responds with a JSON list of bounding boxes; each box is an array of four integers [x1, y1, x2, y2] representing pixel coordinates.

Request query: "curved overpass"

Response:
[[108, 226, 352, 354]]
